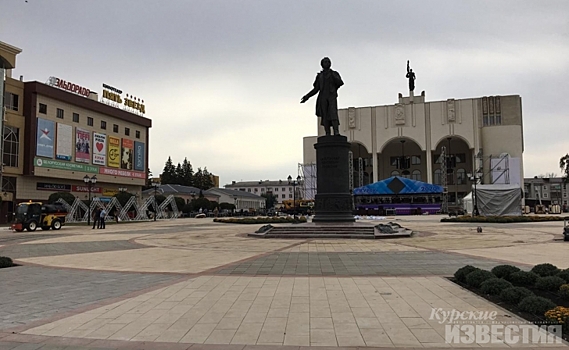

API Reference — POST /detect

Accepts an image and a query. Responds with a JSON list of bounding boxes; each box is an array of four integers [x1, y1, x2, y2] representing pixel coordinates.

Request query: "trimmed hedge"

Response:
[[465, 269, 495, 288], [518, 296, 556, 315], [509, 271, 539, 286], [491, 265, 521, 279], [531, 263, 560, 277], [535, 276, 566, 291], [500, 287, 534, 305], [480, 278, 513, 296], [214, 216, 308, 224], [454, 265, 479, 283], [0, 256, 14, 268], [441, 216, 569, 223]]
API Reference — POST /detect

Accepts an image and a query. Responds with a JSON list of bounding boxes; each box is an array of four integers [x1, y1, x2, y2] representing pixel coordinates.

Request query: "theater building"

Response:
[[0, 40, 151, 222], [303, 91, 524, 205]]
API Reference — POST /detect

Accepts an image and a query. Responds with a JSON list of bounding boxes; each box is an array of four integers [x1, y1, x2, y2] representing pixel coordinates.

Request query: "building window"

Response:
[[411, 170, 421, 181], [2, 176, 16, 193], [39, 103, 47, 114], [254, 188, 258, 192], [282, 194, 286, 199], [125, 127, 130, 136], [411, 155, 421, 165], [457, 169, 466, 185], [390, 156, 399, 166], [261, 188, 265, 193], [72, 113, 79, 123], [483, 116, 488, 126], [434, 169, 442, 185], [248, 189, 251, 192], [544, 193, 548, 198], [113, 124, 119, 133], [274, 188, 278, 192], [3, 126, 19, 168], [289, 194, 292, 198], [489, 115, 495, 125], [496, 115, 502, 125], [4, 92, 19, 111], [101, 121, 107, 130], [56, 108, 64, 119], [391, 170, 400, 177], [87, 117, 94, 126], [282, 187, 285, 191], [135, 130, 141, 139]]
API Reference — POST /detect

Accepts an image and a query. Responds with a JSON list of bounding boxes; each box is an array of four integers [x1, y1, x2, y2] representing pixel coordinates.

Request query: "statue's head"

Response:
[[321, 57, 331, 70]]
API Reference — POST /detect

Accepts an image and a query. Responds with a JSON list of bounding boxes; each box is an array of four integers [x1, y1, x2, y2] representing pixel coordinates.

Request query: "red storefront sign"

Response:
[[72, 185, 102, 193], [99, 167, 146, 179]]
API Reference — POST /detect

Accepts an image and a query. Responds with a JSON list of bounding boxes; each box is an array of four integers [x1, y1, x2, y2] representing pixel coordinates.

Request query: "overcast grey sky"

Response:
[[2, 0, 568, 185]]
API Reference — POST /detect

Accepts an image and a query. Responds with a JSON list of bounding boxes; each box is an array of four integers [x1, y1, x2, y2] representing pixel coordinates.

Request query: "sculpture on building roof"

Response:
[[406, 60, 416, 92]]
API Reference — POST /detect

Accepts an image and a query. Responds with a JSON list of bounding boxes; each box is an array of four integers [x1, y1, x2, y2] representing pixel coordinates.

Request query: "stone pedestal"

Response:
[[312, 135, 355, 223]]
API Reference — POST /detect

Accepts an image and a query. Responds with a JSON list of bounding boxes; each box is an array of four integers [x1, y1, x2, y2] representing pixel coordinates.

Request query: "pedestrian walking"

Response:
[[99, 208, 107, 229], [92, 208, 100, 229]]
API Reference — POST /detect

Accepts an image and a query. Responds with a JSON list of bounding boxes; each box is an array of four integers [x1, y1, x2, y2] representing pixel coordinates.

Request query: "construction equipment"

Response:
[[11, 201, 68, 232]]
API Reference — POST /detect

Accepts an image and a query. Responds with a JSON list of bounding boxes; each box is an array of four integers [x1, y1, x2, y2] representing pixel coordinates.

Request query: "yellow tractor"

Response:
[[11, 201, 68, 232]]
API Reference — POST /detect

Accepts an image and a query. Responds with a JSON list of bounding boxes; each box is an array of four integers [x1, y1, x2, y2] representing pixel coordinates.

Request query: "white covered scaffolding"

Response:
[[299, 162, 317, 200]]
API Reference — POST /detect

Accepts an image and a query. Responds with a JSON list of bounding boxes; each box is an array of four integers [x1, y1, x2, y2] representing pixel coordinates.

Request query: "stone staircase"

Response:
[[248, 223, 413, 239]]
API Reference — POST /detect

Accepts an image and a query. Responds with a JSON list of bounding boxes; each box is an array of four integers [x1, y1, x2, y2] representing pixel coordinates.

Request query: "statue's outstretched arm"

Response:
[[301, 85, 319, 103]]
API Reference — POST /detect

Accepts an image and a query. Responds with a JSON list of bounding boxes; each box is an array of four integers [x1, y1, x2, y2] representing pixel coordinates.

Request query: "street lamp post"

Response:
[[467, 171, 482, 216], [153, 183, 159, 221], [288, 175, 301, 220], [83, 175, 97, 226]]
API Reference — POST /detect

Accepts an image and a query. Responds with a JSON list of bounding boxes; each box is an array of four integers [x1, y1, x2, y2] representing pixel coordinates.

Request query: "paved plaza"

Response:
[[0, 215, 568, 349]]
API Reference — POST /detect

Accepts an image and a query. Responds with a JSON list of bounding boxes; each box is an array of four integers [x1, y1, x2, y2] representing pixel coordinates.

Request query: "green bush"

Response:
[[509, 271, 539, 286], [535, 276, 566, 291], [454, 265, 479, 283], [559, 284, 569, 300], [531, 263, 560, 277], [518, 296, 556, 315], [491, 265, 521, 279], [0, 256, 14, 268], [480, 278, 514, 295], [500, 287, 534, 305], [441, 216, 569, 223], [556, 269, 569, 283], [465, 269, 495, 288], [214, 217, 307, 224]]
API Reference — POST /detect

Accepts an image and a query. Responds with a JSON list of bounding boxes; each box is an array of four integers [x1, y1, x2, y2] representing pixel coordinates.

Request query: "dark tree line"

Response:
[[160, 157, 215, 190]]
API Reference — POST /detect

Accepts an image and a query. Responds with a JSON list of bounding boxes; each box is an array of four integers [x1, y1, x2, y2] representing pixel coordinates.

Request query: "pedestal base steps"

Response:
[[248, 222, 413, 239]]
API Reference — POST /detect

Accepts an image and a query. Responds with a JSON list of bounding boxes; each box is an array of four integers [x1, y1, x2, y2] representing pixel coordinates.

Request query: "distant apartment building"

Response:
[[524, 177, 568, 211], [224, 179, 302, 206]]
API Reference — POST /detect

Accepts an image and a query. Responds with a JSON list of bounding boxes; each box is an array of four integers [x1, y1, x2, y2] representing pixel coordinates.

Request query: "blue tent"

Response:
[[353, 176, 443, 195]]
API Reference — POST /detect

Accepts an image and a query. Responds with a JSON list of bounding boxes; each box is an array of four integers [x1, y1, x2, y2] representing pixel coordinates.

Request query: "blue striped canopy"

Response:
[[353, 176, 443, 195]]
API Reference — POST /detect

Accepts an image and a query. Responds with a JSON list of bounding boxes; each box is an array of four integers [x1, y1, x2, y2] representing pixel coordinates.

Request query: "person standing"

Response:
[[92, 208, 100, 229], [99, 207, 107, 229]]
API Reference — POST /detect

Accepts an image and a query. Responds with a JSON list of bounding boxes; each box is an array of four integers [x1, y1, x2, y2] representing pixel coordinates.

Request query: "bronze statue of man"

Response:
[[301, 57, 344, 136], [406, 60, 416, 92]]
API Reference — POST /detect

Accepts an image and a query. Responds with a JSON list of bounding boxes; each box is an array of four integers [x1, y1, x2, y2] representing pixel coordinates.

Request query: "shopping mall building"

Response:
[[303, 90, 524, 205], [0, 41, 150, 223]]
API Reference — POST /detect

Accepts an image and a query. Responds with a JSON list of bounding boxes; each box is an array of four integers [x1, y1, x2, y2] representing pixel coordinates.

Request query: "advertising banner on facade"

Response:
[[121, 138, 133, 170], [107, 136, 121, 168], [134, 141, 145, 171], [92, 133, 107, 166], [99, 167, 146, 179], [36, 118, 55, 158], [56, 123, 73, 161], [37, 182, 71, 192], [72, 185, 102, 193], [75, 128, 91, 163], [34, 157, 98, 173]]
